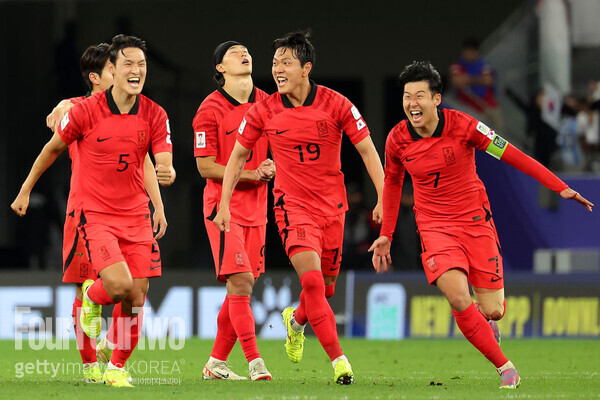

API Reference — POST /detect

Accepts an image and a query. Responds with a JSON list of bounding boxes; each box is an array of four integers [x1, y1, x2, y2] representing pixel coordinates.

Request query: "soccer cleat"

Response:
[[489, 319, 501, 345], [281, 307, 305, 363], [96, 337, 113, 364], [103, 368, 133, 388], [249, 358, 272, 381], [333, 359, 354, 385], [82, 363, 103, 383], [202, 359, 248, 380], [498, 368, 521, 389], [80, 279, 102, 339]]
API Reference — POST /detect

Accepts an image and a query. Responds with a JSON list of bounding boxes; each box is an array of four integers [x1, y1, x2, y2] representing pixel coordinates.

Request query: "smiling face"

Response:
[[110, 47, 146, 96], [403, 80, 441, 134], [272, 47, 311, 95], [217, 45, 252, 78]]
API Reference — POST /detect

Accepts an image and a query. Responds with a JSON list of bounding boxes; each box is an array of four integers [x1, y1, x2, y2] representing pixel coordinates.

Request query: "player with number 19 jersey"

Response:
[[238, 83, 369, 217]]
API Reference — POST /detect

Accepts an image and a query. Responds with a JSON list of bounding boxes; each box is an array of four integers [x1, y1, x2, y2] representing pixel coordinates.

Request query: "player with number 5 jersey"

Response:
[[213, 30, 384, 385]]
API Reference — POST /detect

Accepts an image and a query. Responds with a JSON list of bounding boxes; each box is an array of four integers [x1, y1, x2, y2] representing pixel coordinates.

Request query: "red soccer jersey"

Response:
[[59, 88, 172, 224], [65, 95, 87, 212], [237, 83, 370, 216], [193, 87, 269, 226]]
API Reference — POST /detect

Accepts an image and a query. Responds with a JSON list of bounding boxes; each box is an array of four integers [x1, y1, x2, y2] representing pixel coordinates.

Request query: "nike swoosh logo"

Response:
[[225, 129, 236, 135], [97, 137, 111, 142], [75, 252, 84, 257], [313, 320, 325, 327], [329, 266, 340, 271], [150, 265, 160, 270], [216, 372, 229, 379], [275, 129, 289, 135], [242, 337, 252, 342], [405, 157, 416, 162], [491, 277, 502, 282]]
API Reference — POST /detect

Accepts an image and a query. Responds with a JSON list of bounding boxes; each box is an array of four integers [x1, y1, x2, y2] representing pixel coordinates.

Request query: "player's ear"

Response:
[[89, 72, 100, 86], [216, 63, 225, 74], [108, 61, 115, 75], [433, 93, 442, 107], [302, 62, 312, 77]]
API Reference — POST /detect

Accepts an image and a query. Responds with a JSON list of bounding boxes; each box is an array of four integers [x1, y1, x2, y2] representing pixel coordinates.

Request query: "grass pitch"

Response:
[[0, 337, 598, 399]]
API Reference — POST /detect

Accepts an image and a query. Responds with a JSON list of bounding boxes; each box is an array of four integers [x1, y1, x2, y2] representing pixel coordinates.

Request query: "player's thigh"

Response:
[[79, 222, 126, 277], [289, 250, 322, 278], [208, 221, 254, 283], [419, 227, 469, 285], [62, 209, 93, 283], [122, 238, 161, 279], [320, 213, 345, 280], [273, 206, 322, 259], [461, 224, 504, 290], [243, 224, 266, 279]]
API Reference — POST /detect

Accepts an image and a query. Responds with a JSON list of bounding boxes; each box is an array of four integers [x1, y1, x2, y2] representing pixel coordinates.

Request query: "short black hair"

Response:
[[80, 43, 110, 91], [212, 40, 244, 87], [398, 61, 443, 95], [272, 29, 315, 70], [108, 34, 147, 65]]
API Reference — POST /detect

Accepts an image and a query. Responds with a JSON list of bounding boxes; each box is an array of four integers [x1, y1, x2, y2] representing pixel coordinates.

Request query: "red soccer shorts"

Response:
[[78, 215, 161, 279], [62, 209, 93, 283], [419, 222, 504, 289], [204, 218, 266, 283], [274, 204, 344, 277]]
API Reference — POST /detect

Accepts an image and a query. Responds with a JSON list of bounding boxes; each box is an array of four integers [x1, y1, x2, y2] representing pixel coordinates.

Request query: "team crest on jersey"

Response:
[[234, 253, 244, 267], [297, 228, 306, 239], [443, 146, 456, 165], [316, 120, 329, 138], [79, 263, 89, 278], [99, 246, 111, 261], [426, 256, 438, 272], [476, 121, 494, 140], [138, 130, 147, 147]]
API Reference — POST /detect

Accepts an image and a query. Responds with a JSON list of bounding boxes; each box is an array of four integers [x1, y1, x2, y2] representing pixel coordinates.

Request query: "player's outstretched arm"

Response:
[[11, 132, 68, 216], [213, 141, 252, 232], [560, 188, 594, 212], [196, 156, 269, 182], [143, 154, 167, 239], [368, 236, 392, 273], [46, 100, 74, 133], [354, 136, 385, 223]]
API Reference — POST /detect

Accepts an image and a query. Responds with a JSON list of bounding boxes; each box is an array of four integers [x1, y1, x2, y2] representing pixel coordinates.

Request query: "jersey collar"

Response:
[[407, 109, 445, 141], [281, 80, 318, 108], [217, 86, 257, 106], [105, 86, 140, 115]]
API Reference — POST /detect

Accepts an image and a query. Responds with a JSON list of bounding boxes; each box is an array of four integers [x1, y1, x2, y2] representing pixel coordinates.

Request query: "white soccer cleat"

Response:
[[249, 358, 272, 381], [202, 358, 248, 380]]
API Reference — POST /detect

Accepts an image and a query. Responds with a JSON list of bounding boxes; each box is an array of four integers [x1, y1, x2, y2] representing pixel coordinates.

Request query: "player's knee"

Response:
[[479, 303, 504, 321], [300, 270, 324, 294], [446, 293, 472, 311], [104, 278, 133, 302], [227, 273, 254, 296]]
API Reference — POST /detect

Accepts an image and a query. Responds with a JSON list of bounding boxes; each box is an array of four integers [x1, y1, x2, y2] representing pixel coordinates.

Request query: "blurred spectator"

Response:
[[557, 95, 583, 170], [343, 184, 379, 270], [575, 80, 600, 172], [449, 38, 504, 132], [389, 174, 420, 271], [504, 87, 559, 166]]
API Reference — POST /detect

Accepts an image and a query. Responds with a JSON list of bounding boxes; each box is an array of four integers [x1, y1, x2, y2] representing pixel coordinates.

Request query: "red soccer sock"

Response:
[[229, 295, 260, 363], [86, 279, 115, 305], [210, 296, 237, 361], [294, 291, 308, 325], [300, 270, 342, 361], [106, 302, 122, 344], [452, 302, 508, 368], [325, 282, 336, 299], [110, 305, 143, 368], [73, 298, 97, 363]]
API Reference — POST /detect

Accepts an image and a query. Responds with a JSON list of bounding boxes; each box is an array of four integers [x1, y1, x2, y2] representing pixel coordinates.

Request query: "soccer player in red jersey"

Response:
[[11, 34, 174, 387], [39, 43, 174, 383], [213, 30, 385, 385], [193, 41, 275, 381], [369, 61, 593, 389]]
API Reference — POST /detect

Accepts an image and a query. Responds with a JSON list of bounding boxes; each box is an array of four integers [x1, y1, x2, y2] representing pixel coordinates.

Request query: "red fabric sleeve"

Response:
[[500, 143, 568, 193], [380, 141, 405, 242]]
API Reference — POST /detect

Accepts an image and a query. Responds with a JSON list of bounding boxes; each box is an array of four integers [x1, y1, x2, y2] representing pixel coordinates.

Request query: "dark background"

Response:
[[0, 0, 530, 272]]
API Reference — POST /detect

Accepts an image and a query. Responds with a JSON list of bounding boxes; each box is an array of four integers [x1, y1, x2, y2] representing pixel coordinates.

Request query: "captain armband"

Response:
[[485, 133, 509, 160]]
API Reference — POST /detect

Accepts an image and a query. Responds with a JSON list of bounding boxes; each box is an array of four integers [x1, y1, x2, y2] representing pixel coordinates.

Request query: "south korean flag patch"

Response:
[[476, 121, 495, 140], [195, 132, 206, 148]]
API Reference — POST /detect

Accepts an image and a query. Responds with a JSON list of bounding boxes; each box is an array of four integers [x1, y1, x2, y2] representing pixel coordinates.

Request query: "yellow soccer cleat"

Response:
[[96, 337, 113, 364], [103, 368, 134, 388], [333, 359, 354, 385], [82, 363, 103, 383], [281, 307, 305, 363], [80, 279, 102, 339]]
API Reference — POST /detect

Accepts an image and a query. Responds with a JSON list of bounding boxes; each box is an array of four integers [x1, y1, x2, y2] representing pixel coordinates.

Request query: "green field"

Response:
[[0, 338, 598, 399]]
